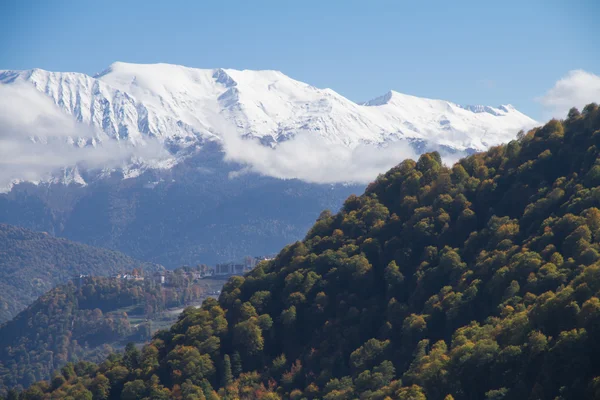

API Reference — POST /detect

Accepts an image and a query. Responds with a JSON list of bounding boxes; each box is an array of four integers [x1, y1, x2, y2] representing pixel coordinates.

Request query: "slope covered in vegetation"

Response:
[[0, 224, 160, 323], [10, 103, 600, 399], [0, 271, 222, 393]]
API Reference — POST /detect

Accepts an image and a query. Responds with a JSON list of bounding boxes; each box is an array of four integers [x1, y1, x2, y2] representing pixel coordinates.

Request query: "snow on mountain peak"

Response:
[[0, 62, 538, 186]]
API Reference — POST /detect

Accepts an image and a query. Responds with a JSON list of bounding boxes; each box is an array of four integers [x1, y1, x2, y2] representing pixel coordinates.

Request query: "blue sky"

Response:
[[1, 0, 598, 119]]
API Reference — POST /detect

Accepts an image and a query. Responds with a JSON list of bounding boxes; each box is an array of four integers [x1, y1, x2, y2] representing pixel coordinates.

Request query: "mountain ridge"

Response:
[[0, 62, 537, 160], [0, 223, 162, 323]]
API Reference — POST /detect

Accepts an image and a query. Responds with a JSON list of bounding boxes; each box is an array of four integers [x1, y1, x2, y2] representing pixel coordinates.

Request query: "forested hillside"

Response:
[[9, 103, 600, 399], [0, 224, 161, 323], [0, 271, 223, 393]]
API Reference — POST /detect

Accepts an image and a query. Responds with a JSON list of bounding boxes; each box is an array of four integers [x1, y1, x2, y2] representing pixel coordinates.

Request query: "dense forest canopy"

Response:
[[0, 224, 161, 323], [6, 103, 600, 399]]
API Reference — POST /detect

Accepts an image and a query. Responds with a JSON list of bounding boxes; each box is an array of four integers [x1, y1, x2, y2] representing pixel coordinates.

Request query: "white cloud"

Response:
[[0, 82, 170, 190], [0, 82, 461, 189], [538, 70, 600, 118], [203, 114, 455, 185], [222, 131, 420, 184]]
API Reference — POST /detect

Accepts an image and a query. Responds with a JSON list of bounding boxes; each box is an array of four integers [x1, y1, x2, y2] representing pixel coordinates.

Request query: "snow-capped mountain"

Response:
[[0, 62, 536, 155], [0, 62, 539, 268]]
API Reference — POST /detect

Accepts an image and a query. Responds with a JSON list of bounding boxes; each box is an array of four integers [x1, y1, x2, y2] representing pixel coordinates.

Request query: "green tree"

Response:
[[90, 374, 110, 400], [221, 354, 233, 387], [121, 379, 147, 400]]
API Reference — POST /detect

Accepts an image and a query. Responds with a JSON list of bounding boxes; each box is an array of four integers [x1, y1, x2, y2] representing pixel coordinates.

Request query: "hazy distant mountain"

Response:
[[0, 223, 161, 323], [0, 145, 360, 270]]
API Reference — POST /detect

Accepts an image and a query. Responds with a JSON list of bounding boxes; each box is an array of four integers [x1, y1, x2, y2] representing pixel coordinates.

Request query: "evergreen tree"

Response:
[[221, 355, 233, 387], [231, 352, 242, 378]]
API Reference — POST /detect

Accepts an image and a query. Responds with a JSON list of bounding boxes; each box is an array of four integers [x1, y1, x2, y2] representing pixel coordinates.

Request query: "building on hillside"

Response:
[[255, 255, 275, 263], [214, 255, 273, 276], [153, 271, 166, 285], [112, 273, 145, 281], [197, 265, 215, 278], [244, 256, 257, 269], [215, 262, 244, 276]]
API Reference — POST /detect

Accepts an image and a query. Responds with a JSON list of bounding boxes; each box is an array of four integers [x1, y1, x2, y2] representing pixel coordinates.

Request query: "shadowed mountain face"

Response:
[[0, 143, 362, 269]]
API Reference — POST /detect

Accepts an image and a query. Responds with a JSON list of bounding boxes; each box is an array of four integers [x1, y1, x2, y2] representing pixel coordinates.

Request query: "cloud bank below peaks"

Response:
[[0, 82, 171, 190], [223, 132, 420, 184], [202, 112, 471, 185], [211, 112, 429, 184]]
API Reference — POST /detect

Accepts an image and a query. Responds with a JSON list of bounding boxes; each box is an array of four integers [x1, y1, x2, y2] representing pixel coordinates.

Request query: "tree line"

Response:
[[6, 103, 600, 399]]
